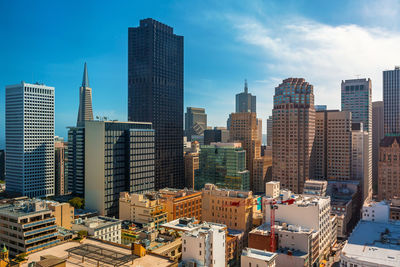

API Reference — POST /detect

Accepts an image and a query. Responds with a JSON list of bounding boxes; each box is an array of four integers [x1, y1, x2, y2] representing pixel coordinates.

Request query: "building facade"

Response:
[[119, 192, 167, 229], [54, 137, 66, 196], [383, 66, 400, 135], [181, 222, 226, 267], [158, 188, 202, 221], [378, 136, 400, 201], [201, 183, 254, 234], [204, 127, 229, 145], [312, 110, 352, 180], [128, 18, 184, 190], [272, 78, 315, 193], [372, 101, 384, 195], [185, 107, 207, 140], [184, 151, 199, 190], [84, 121, 155, 217], [266, 116, 272, 147], [72, 216, 121, 243], [341, 78, 372, 132], [5, 82, 55, 197], [241, 248, 277, 267], [351, 123, 372, 201], [77, 63, 93, 126], [195, 143, 250, 191], [229, 112, 261, 191], [0, 199, 60, 257], [236, 80, 256, 113], [66, 126, 84, 196]]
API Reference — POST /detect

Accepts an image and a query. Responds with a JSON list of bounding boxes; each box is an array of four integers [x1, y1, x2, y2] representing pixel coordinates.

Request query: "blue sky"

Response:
[[1, 0, 400, 148]]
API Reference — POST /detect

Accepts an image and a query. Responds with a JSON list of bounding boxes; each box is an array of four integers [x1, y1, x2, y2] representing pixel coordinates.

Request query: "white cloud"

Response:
[[225, 15, 400, 113]]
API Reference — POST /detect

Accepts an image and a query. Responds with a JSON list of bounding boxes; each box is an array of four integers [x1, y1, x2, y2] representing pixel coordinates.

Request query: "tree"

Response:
[[69, 197, 84, 209]]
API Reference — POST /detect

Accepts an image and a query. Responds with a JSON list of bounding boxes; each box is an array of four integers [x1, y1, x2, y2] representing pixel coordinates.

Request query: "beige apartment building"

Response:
[[201, 183, 254, 234], [47, 202, 74, 230], [312, 110, 352, 180], [158, 188, 202, 221], [378, 136, 400, 201], [272, 78, 315, 194], [119, 192, 167, 229]]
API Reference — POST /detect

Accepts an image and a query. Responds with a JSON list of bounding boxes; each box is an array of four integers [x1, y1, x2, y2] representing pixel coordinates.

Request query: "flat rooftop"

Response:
[[161, 218, 200, 232], [78, 216, 121, 229], [21, 238, 175, 267], [242, 248, 277, 262], [342, 220, 400, 266], [0, 200, 51, 218]]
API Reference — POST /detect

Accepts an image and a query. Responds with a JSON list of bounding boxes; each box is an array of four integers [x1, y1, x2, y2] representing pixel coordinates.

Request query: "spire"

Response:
[[82, 62, 89, 87], [244, 79, 248, 93]]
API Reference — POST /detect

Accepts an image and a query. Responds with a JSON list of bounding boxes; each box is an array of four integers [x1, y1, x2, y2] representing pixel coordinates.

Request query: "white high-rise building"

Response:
[[182, 222, 226, 267], [351, 123, 372, 201], [5, 82, 55, 197]]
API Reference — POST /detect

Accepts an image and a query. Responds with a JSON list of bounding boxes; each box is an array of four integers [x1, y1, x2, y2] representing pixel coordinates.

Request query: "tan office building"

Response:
[[54, 137, 67, 196], [201, 183, 254, 234], [158, 188, 202, 221], [184, 151, 199, 190], [378, 136, 400, 201], [272, 78, 315, 193], [230, 112, 265, 192], [119, 192, 167, 229], [48, 202, 74, 230]]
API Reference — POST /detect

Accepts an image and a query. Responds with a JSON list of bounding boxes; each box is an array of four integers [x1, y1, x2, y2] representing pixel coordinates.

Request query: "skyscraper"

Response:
[[5, 82, 55, 197], [236, 80, 256, 113], [266, 116, 272, 147], [372, 101, 384, 194], [128, 18, 184, 189], [67, 126, 84, 196], [341, 78, 372, 132], [341, 78, 372, 200], [384, 67, 400, 135], [77, 63, 93, 126], [54, 137, 67, 196], [378, 136, 400, 201], [272, 78, 315, 193], [312, 110, 352, 180], [85, 121, 155, 217], [230, 112, 261, 191], [185, 107, 207, 140]]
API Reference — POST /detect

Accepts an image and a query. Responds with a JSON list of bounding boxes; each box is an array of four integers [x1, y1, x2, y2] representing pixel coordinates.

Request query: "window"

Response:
[[199, 251, 201, 256]]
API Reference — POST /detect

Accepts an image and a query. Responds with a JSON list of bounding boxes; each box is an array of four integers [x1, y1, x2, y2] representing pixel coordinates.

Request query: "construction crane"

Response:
[[265, 197, 295, 252]]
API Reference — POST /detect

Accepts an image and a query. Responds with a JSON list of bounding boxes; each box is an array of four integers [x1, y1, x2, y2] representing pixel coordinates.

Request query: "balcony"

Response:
[[25, 232, 58, 244], [26, 239, 60, 252], [24, 225, 57, 237], [22, 218, 55, 229]]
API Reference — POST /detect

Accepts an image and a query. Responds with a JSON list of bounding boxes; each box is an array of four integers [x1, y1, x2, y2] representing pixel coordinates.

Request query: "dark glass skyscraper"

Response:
[[236, 80, 256, 113], [128, 18, 184, 189]]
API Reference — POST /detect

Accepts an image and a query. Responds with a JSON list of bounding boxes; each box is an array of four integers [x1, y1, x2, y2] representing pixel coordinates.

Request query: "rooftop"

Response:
[[20, 238, 175, 267], [161, 217, 200, 232], [341, 220, 400, 266], [0, 199, 51, 218], [242, 248, 277, 262], [76, 216, 121, 229], [184, 222, 227, 238]]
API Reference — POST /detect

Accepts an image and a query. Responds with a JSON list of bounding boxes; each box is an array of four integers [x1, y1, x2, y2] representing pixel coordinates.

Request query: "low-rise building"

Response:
[[0, 199, 60, 257], [241, 248, 277, 267], [303, 180, 327, 196], [47, 202, 74, 230], [202, 183, 254, 235], [119, 192, 167, 229], [71, 216, 121, 243], [362, 200, 390, 223], [327, 180, 361, 240], [248, 223, 319, 267], [340, 220, 400, 267], [181, 222, 226, 267], [389, 197, 400, 221], [158, 188, 202, 221]]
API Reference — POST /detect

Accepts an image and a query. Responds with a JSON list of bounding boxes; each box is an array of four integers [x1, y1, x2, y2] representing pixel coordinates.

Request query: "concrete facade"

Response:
[[272, 78, 315, 194], [372, 101, 384, 194], [378, 136, 400, 201], [5, 82, 55, 197], [241, 248, 277, 267], [182, 222, 226, 267], [72, 216, 121, 243]]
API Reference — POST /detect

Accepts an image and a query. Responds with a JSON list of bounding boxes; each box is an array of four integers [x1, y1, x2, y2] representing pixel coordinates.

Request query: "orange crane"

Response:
[[265, 198, 295, 252]]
